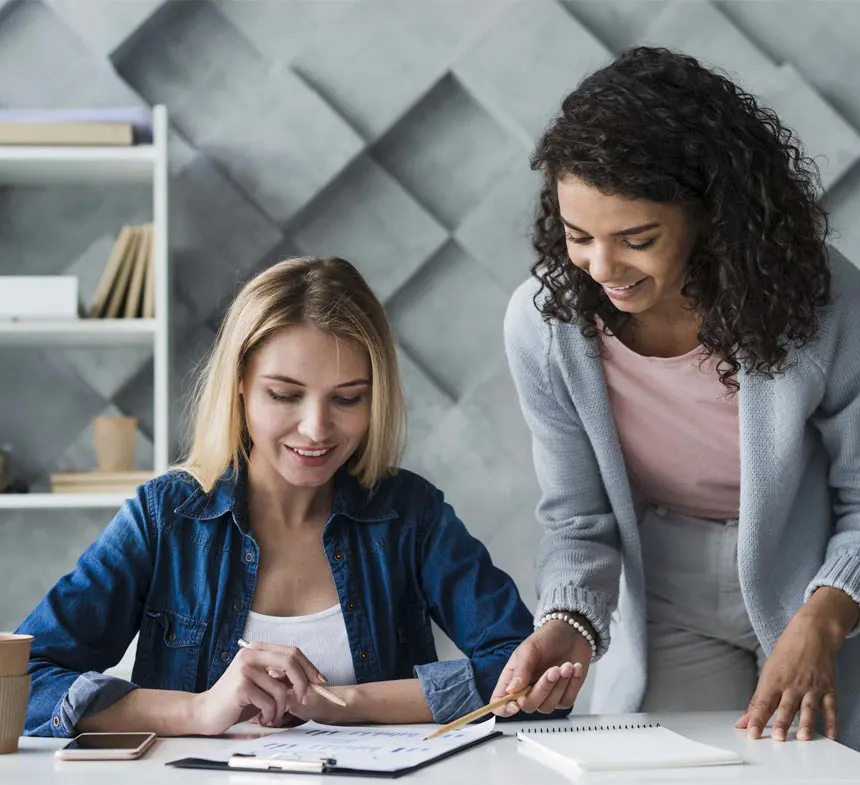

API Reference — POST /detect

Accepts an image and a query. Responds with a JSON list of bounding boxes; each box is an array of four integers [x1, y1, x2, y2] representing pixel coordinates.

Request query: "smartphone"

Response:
[[54, 732, 157, 761]]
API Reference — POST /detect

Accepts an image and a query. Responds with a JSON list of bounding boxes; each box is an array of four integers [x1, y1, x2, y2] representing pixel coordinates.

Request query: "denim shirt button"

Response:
[[333, 552, 344, 561], [167, 632, 177, 643], [346, 601, 355, 611], [244, 552, 254, 563], [220, 652, 230, 662], [233, 599, 244, 612], [52, 716, 60, 728], [359, 651, 368, 660]]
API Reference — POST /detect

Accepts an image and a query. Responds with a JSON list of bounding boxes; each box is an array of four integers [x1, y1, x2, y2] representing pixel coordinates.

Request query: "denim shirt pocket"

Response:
[[395, 601, 437, 670], [136, 608, 207, 692]]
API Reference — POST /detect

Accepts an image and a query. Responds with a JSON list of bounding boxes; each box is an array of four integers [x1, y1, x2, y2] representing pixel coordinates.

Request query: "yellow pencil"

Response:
[[236, 637, 347, 708], [424, 686, 532, 740]]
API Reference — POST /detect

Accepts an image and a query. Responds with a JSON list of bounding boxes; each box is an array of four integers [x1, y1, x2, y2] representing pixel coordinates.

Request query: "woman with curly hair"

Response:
[[491, 46, 860, 749]]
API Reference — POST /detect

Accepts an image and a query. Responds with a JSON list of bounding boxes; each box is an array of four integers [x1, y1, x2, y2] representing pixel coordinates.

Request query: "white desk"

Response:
[[2, 712, 859, 784]]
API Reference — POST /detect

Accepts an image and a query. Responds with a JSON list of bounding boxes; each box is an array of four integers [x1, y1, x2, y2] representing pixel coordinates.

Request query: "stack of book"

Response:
[[89, 224, 155, 319], [0, 107, 153, 146], [49, 470, 153, 495]]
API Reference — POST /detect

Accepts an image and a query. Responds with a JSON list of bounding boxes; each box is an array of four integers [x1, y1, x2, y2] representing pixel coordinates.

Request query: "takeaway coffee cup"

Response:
[[0, 633, 32, 754]]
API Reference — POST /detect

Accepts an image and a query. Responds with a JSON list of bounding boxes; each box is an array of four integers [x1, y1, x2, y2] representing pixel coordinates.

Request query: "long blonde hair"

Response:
[[176, 257, 406, 492]]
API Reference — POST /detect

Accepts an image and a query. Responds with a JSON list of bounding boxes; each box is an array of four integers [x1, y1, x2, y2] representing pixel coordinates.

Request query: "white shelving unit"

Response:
[[0, 493, 132, 510], [0, 318, 157, 347], [0, 145, 157, 184], [0, 105, 169, 511]]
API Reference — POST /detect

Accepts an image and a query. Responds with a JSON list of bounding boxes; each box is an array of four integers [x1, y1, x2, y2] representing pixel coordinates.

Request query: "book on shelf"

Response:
[[124, 225, 151, 318], [88, 225, 132, 318], [0, 122, 133, 146], [88, 224, 154, 319], [49, 470, 153, 495], [141, 226, 155, 319], [0, 107, 153, 146], [102, 228, 139, 319]]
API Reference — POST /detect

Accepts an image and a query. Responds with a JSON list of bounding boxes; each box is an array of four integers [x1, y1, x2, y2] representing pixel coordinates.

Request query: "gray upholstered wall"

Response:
[[2, 1, 859, 661]]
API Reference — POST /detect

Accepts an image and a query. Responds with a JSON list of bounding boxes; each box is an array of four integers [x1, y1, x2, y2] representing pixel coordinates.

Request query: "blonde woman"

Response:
[[18, 257, 540, 737]]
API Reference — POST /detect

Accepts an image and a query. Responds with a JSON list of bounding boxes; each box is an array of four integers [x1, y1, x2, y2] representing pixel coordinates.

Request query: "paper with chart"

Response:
[[233, 717, 496, 772]]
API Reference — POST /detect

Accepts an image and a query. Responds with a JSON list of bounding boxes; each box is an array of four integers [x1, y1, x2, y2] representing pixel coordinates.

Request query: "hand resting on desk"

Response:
[[736, 586, 859, 743]]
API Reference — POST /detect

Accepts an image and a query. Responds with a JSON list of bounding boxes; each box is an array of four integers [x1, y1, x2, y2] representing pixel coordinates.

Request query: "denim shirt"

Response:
[[18, 465, 537, 736]]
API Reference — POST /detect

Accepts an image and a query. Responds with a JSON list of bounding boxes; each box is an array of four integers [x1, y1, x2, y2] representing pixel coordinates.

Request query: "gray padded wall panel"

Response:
[[2, 4, 859, 692]]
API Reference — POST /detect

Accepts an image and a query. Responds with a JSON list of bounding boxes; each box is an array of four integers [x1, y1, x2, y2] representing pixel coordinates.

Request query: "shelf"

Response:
[[0, 145, 156, 184], [0, 493, 130, 510], [0, 318, 157, 347]]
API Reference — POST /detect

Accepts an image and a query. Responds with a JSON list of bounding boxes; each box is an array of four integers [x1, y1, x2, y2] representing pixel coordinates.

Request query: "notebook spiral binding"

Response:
[[522, 722, 662, 733]]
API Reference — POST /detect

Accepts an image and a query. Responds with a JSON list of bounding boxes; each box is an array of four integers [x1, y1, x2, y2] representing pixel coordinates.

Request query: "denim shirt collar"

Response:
[[173, 460, 398, 526]]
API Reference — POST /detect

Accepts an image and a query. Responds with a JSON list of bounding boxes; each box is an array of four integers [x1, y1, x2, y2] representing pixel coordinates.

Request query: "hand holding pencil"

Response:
[[237, 638, 346, 708], [489, 622, 592, 717], [190, 637, 346, 735], [426, 628, 589, 741]]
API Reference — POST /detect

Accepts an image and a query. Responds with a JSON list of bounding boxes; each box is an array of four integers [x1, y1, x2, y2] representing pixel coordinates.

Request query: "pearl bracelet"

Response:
[[537, 611, 598, 661]]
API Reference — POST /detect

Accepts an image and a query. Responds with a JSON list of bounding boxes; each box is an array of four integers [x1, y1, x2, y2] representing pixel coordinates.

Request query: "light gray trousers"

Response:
[[639, 505, 765, 712]]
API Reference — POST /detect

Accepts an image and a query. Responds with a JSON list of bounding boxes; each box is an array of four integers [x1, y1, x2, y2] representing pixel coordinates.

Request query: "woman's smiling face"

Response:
[[241, 325, 372, 488], [557, 175, 698, 315]]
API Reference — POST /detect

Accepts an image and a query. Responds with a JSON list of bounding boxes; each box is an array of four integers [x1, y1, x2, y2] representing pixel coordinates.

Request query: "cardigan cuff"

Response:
[[535, 586, 613, 660], [804, 550, 860, 638]]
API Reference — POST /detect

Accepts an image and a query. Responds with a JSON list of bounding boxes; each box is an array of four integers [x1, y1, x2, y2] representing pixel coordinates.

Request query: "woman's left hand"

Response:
[[736, 588, 857, 742]]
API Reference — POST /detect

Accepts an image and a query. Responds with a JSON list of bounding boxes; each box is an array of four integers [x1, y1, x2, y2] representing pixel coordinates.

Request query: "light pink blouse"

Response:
[[600, 330, 740, 520]]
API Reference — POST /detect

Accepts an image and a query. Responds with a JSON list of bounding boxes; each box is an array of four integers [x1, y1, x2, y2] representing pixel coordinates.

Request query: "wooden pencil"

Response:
[[424, 686, 532, 740]]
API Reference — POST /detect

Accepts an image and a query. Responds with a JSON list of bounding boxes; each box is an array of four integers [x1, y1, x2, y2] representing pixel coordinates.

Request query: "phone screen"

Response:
[[64, 733, 153, 751]]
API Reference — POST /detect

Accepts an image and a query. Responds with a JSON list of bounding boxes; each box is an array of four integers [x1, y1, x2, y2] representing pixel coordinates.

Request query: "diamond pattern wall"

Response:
[[2, 3, 860, 688]]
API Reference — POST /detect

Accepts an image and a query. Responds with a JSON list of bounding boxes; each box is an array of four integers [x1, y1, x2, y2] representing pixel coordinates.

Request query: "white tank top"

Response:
[[242, 605, 357, 686]]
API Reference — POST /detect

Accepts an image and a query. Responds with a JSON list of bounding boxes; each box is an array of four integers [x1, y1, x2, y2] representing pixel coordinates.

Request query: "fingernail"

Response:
[[774, 729, 785, 741], [302, 695, 309, 706], [507, 676, 520, 693], [573, 662, 583, 677], [317, 673, 327, 684]]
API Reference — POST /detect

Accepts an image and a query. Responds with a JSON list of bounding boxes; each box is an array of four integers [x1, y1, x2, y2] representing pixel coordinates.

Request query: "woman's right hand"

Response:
[[491, 620, 594, 716], [192, 642, 326, 735]]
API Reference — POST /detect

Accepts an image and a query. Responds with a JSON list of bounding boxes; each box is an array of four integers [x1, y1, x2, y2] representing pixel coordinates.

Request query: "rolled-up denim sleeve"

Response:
[[15, 485, 155, 736], [47, 672, 138, 737], [415, 490, 536, 722], [413, 659, 484, 724]]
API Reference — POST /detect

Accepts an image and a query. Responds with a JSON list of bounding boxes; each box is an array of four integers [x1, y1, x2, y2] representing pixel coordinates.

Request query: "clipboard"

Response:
[[166, 730, 502, 778]]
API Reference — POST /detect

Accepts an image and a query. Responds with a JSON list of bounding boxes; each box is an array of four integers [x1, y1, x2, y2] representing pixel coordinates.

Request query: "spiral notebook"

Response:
[[517, 720, 743, 773]]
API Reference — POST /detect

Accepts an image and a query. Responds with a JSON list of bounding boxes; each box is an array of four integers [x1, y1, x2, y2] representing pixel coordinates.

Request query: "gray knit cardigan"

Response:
[[505, 245, 860, 749]]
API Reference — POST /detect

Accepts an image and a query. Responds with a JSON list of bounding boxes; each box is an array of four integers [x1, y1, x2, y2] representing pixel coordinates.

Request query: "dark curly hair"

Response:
[[531, 46, 831, 390]]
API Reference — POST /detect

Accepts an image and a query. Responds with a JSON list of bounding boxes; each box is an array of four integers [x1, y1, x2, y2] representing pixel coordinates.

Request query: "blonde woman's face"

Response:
[[242, 325, 372, 488]]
